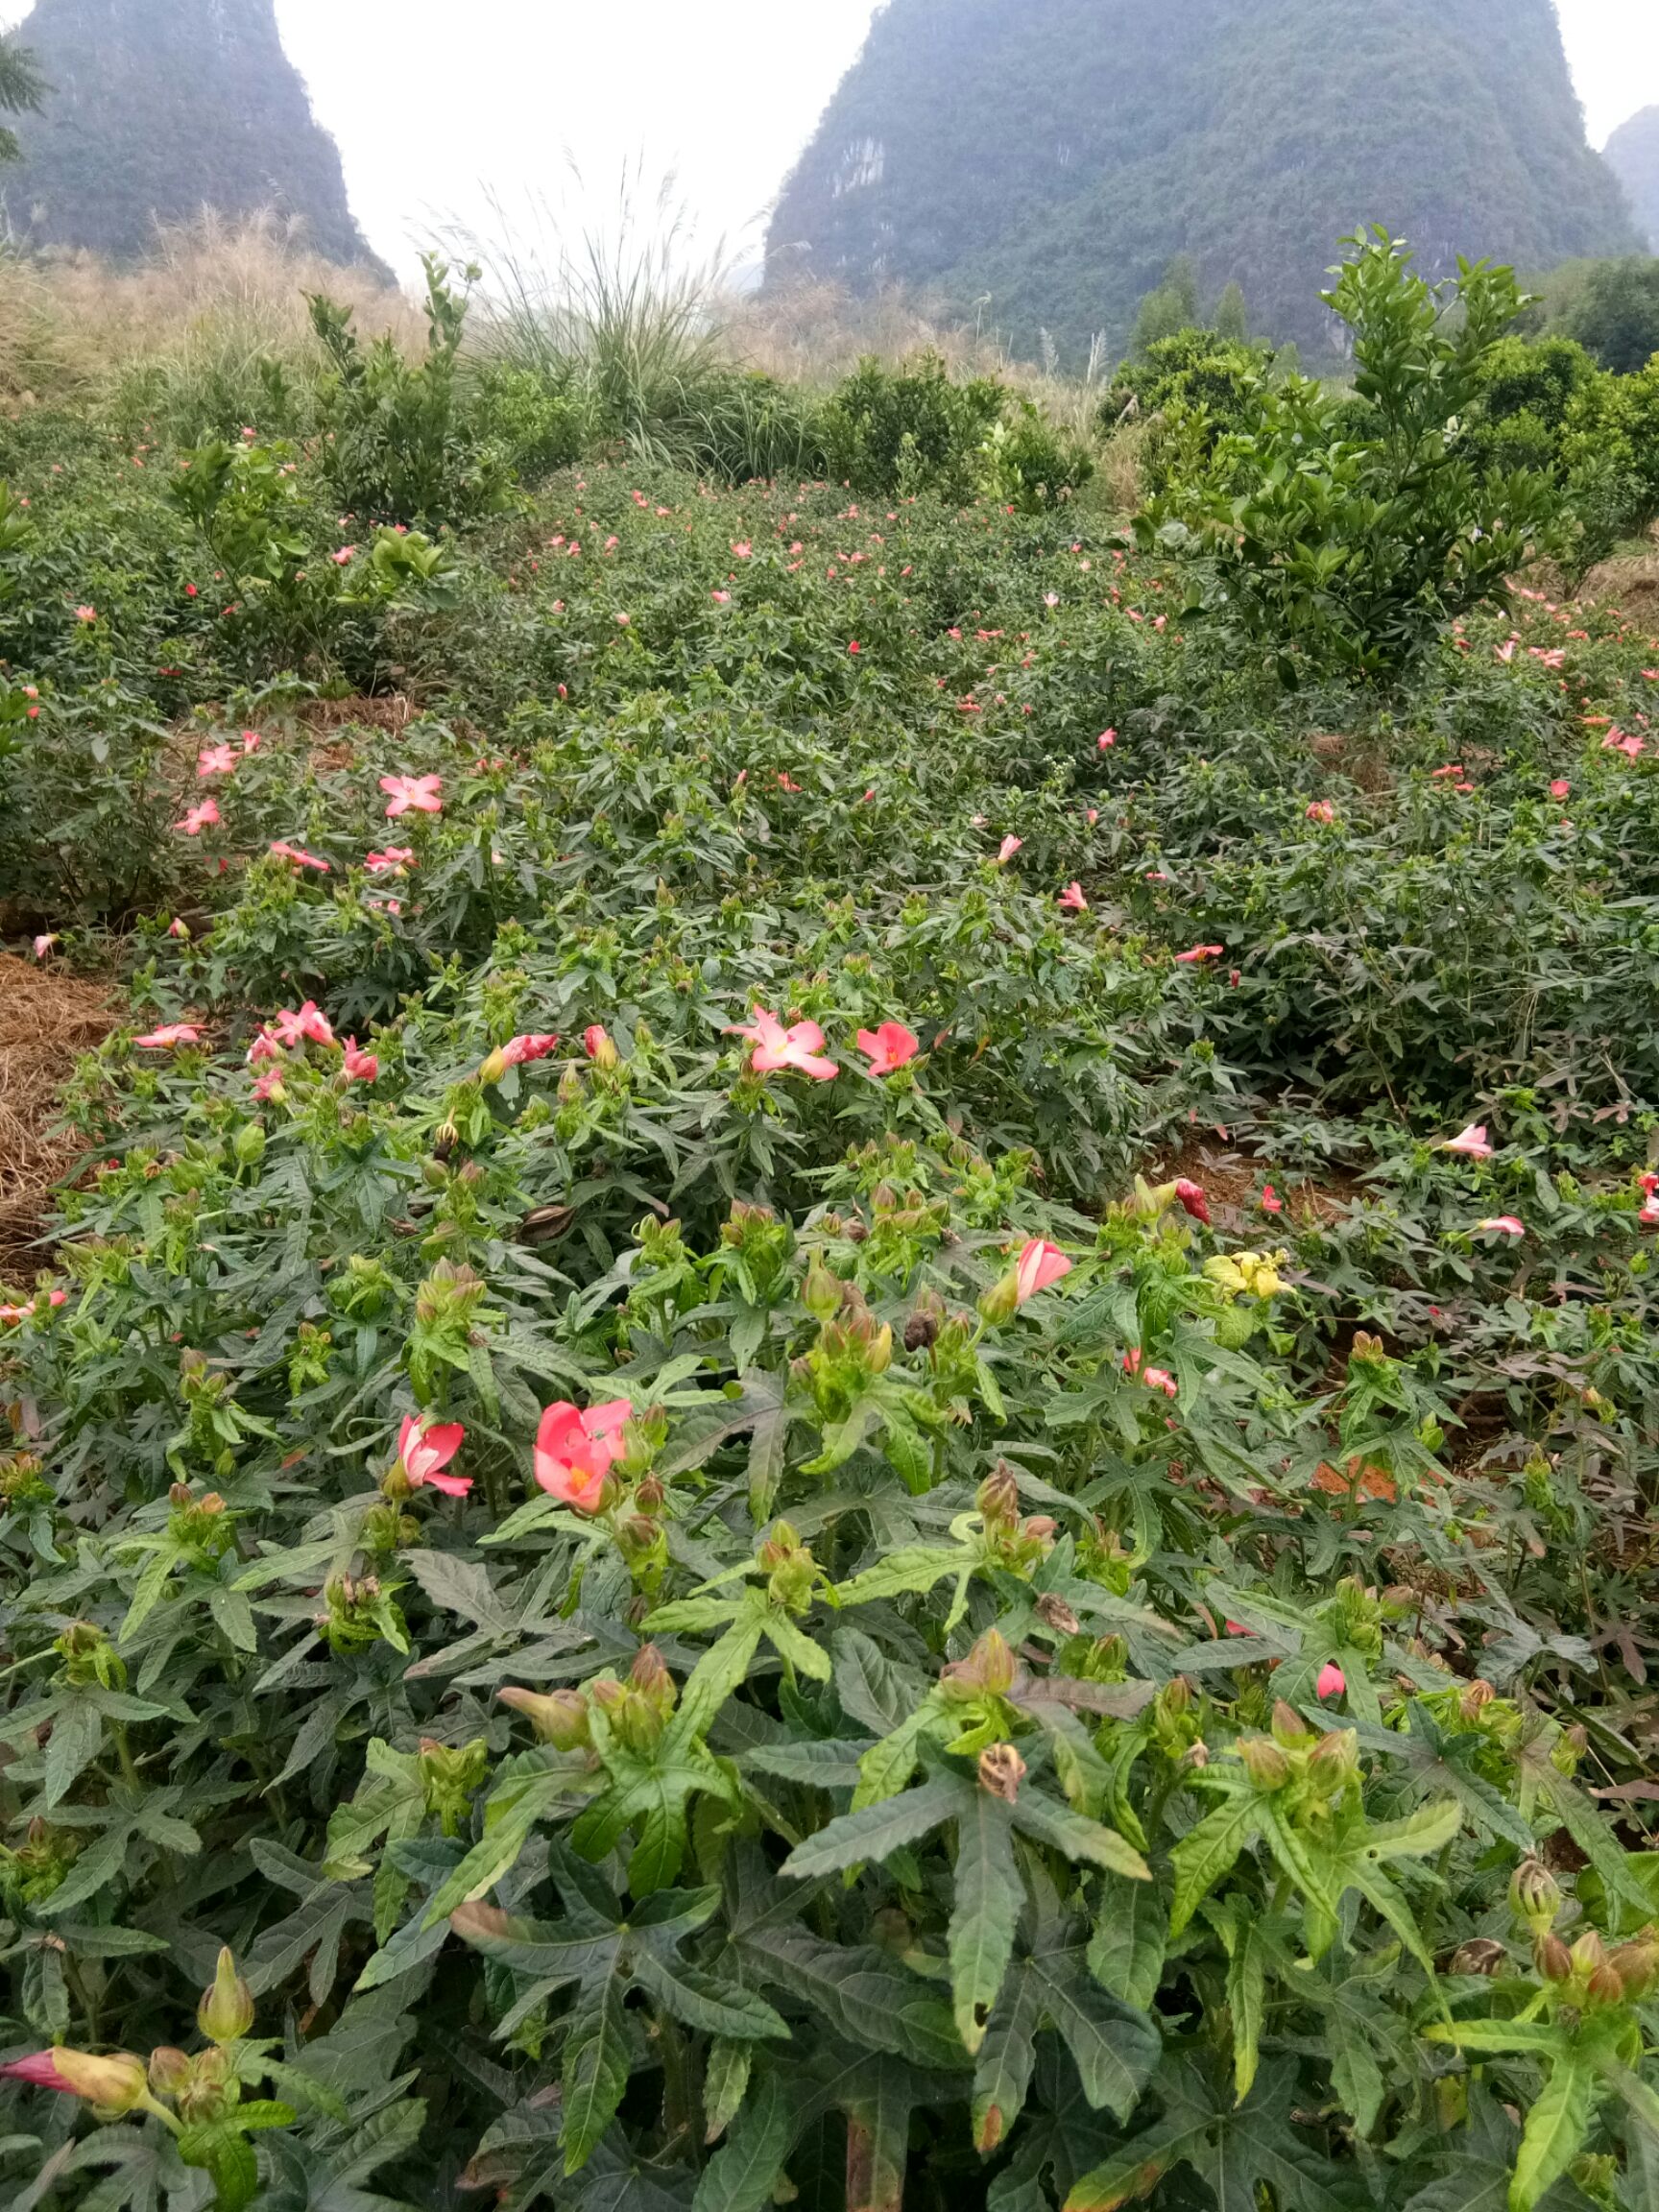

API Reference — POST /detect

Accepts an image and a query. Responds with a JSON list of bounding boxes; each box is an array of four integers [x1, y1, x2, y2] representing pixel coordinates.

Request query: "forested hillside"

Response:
[[0, 0, 384, 271], [766, 0, 1641, 361], [1605, 105, 1659, 251]]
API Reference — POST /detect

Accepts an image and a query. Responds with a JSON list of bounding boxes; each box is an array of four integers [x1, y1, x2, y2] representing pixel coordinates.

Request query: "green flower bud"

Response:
[[50, 2048, 149, 2111], [1237, 1736, 1291, 1791], [497, 1685, 590, 1748], [197, 1946, 254, 2044], [1510, 1858, 1562, 1933]]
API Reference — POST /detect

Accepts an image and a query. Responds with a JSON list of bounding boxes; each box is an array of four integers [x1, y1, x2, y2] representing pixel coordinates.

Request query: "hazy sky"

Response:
[[2, 2, 1656, 280]]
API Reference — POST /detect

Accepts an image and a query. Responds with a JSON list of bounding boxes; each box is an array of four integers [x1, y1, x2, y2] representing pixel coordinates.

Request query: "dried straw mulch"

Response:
[[0, 952, 116, 1276]]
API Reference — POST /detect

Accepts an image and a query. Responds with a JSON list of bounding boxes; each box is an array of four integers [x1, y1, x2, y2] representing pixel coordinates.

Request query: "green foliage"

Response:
[[820, 352, 1008, 499], [766, 0, 1641, 363], [1138, 229, 1562, 676], [1103, 328, 1280, 492], [1560, 256, 1659, 375], [5, 230, 1659, 2212], [308, 255, 510, 528], [1603, 107, 1659, 255]]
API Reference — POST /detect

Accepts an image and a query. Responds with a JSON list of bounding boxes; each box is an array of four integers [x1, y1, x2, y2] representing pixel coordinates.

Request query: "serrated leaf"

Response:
[[693, 2069, 789, 2212], [1088, 1875, 1166, 2009], [1169, 1796, 1260, 1935], [631, 1948, 788, 2041], [1510, 2055, 1597, 2212], [562, 1979, 633, 2175], [949, 1787, 1023, 2054], [781, 1773, 962, 1878]]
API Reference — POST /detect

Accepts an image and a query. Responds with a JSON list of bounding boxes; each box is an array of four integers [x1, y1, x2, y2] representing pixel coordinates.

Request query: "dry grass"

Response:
[[0, 210, 419, 406], [0, 953, 115, 1276]]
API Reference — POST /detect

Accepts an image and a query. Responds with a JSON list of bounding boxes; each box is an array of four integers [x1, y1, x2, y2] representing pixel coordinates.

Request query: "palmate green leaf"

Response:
[[1510, 2054, 1599, 2212], [630, 1948, 789, 2042], [1088, 1875, 1166, 2009], [780, 1772, 963, 1877], [738, 1926, 969, 2073], [1206, 1901, 1265, 2104], [692, 2069, 790, 2212], [1011, 1791, 1150, 1881], [1030, 1954, 1159, 2122], [949, 1786, 1024, 2054], [830, 1543, 974, 1607]]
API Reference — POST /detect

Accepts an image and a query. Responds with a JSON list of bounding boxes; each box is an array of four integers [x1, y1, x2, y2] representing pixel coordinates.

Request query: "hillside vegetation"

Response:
[[0, 0, 385, 275], [766, 0, 1641, 362], [1606, 107, 1659, 252], [0, 230, 1657, 2212]]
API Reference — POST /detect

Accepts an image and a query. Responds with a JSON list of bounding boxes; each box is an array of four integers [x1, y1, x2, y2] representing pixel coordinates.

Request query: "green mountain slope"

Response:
[[0, 0, 385, 272], [766, 0, 1641, 362], [1605, 107, 1659, 251]]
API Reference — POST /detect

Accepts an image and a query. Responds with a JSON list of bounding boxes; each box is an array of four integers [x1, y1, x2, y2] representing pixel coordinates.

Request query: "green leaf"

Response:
[[1065, 2111, 1212, 2212], [631, 1948, 788, 2042], [1509, 2054, 1597, 2212], [781, 1773, 962, 1878], [693, 2070, 790, 2212], [1222, 1912, 1265, 2104], [832, 1545, 969, 1607], [702, 2039, 753, 2146], [1011, 1792, 1150, 1880], [1088, 1875, 1166, 2009], [1029, 1953, 1159, 2119], [948, 1788, 1023, 2054], [562, 1978, 634, 2175], [1169, 1796, 1261, 1935]]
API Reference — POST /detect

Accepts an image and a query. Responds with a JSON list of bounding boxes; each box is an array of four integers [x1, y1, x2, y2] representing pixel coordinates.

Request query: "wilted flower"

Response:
[[1172, 1178, 1210, 1224], [1446, 1123, 1494, 1159], [269, 840, 330, 872], [1058, 881, 1089, 911], [1306, 800, 1335, 824], [725, 1006, 837, 1081], [1174, 943, 1224, 964], [32, 933, 56, 959], [996, 835, 1022, 864], [855, 1021, 920, 1075], [134, 1022, 201, 1048], [365, 847, 415, 874], [1477, 1215, 1524, 1238], [533, 1399, 633, 1511]]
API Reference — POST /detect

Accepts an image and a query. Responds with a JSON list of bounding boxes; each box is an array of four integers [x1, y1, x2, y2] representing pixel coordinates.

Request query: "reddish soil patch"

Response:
[[0, 953, 115, 1275]]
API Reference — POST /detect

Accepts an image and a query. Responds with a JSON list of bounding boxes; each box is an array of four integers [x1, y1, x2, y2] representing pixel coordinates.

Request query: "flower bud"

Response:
[[497, 1685, 591, 1748], [1237, 1736, 1291, 1790], [1307, 1727, 1359, 1791], [1586, 1962, 1626, 2008], [942, 1627, 1017, 1701], [977, 1743, 1026, 1802], [198, 1946, 254, 2044], [148, 2046, 192, 2096], [1610, 1936, 1659, 2000], [1571, 1930, 1608, 1978], [1271, 1698, 1315, 1748], [867, 1322, 893, 1375], [977, 1463, 1020, 1528], [803, 1253, 841, 1320], [1510, 1858, 1562, 1933], [50, 2048, 149, 2111], [477, 1048, 508, 1087], [977, 1269, 1022, 1327]]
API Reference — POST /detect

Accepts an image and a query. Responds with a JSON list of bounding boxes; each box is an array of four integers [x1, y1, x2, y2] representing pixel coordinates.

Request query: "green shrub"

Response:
[[469, 360, 587, 481], [821, 350, 1006, 498], [1138, 228, 1562, 677], [977, 397, 1094, 511]]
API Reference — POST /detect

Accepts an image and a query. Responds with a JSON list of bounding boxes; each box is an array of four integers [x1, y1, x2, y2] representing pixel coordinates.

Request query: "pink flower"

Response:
[[197, 743, 237, 778], [270, 1002, 335, 1048], [732, 541, 752, 559], [1044, 592, 1060, 609], [1225, 1620, 1254, 1637], [855, 1021, 920, 1075], [1260, 1184, 1284, 1215], [997, 835, 1022, 864], [380, 774, 443, 818], [135, 1023, 201, 1047], [1477, 1215, 1525, 1238], [1549, 780, 1571, 800], [614, 612, 631, 626], [711, 589, 731, 604], [1173, 1179, 1210, 1225], [240, 729, 262, 754], [1174, 944, 1224, 965], [269, 841, 330, 872], [848, 640, 861, 655], [177, 800, 220, 836], [582, 1024, 619, 1070], [74, 605, 96, 623], [32, 933, 56, 960], [1122, 1349, 1176, 1396], [397, 1413, 469, 1496], [1306, 800, 1335, 825], [0, 2052, 78, 2093], [1097, 730, 1116, 750], [342, 1038, 379, 1083], [501, 1033, 560, 1068], [252, 1069, 285, 1102], [365, 848, 415, 874], [1446, 1123, 1494, 1160], [1316, 1662, 1347, 1700], [533, 1398, 633, 1510], [331, 546, 356, 565], [1014, 1238, 1071, 1304], [726, 1006, 838, 1081], [1058, 881, 1089, 912]]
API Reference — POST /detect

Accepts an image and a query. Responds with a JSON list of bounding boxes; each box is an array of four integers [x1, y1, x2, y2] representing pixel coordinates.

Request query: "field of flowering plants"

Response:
[[2, 249, 1659, 2212]]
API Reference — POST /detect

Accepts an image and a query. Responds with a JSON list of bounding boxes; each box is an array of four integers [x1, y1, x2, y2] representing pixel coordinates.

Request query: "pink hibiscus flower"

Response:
[[1057, 881, 1089, 912], [177, 800, 221, 836], [1477, 1215, 1525, 1238], [1316, 1662, 1347, 1700], [380, 774, 443, 818], [726, 1007, 838, 1081], [855, 1021, 920, 1075], [135, 1023, 201, 1048], [397, 1413, 469, 1496], [533, 1398, 633, 1511], [1446, 1123, 1494, 1160], [269, 841, 330, 873], [342, 1038, 379, 1083], [1014, 1238, 1071, 1304]]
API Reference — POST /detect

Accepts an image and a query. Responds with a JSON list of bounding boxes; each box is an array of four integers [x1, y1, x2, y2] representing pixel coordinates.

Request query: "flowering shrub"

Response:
[[3, 246, 1659, 2211]]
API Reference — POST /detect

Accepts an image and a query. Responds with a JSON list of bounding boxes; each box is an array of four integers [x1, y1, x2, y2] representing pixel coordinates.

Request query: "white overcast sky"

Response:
[[1, 1, 1656, 281]]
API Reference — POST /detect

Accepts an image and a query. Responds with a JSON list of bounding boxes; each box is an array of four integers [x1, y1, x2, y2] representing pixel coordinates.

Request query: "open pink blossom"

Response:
[[726, 1007, 838, 1081], [1316, 1662, 1347, 1700], [1642, 1193, 1659, 1228], [365, 848, 414, 874], [996, 835, 1022, 864], [331, 546, 356, 565], [1058, 881, 1089, 912], [397, 1413, 469, 1496], [74, 604, 96, 623], [1172, 1178, 1211, 1225], [1446, 1123, 1494, 1160], [32, 934, 56, 960], [177, 799, 220, 836], [1260, 1184, 1284, 1215], [270, 1002, 335, 1049], [1477, 1215, 1525, 1238], [380, 774, 443, 818], [269, 841, 330, 873], [1306, 800, 1335, 824], [197, 743, 237, 778], [1174, 944, 1224, 964], [501, 1033, 560, 1068], [1014, 1238, 1071, 1304], [1097, 730, 1116, 750], [240, 730, 262, 754], [135, 1023, 201, 1048], [855, 1021, 920, 1075], [342, 1038, 379, 1083], [533, 1398, 633, 1511], [1549, 780, 1571, 800]]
